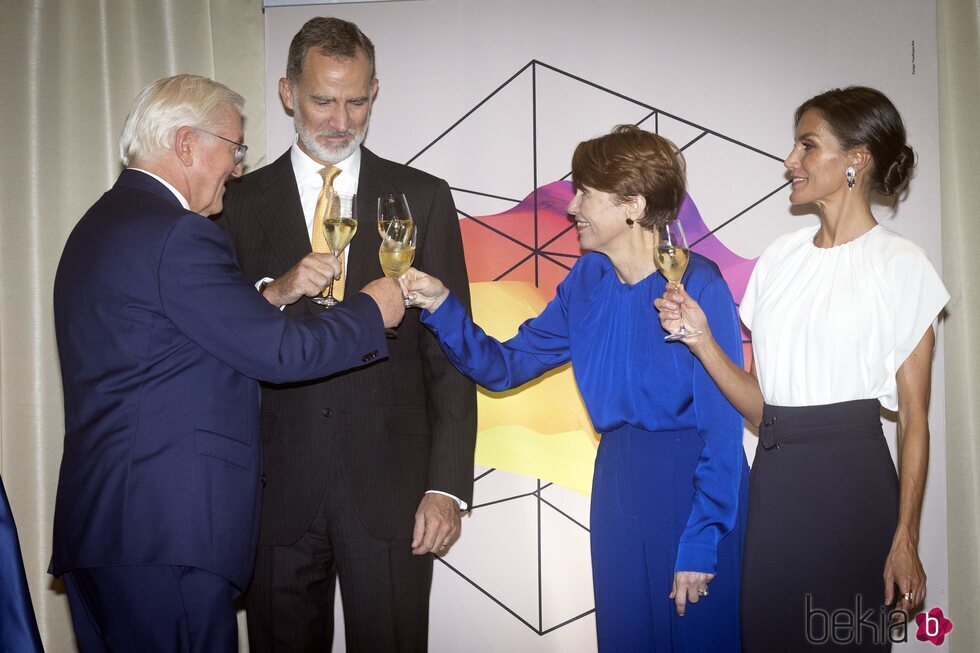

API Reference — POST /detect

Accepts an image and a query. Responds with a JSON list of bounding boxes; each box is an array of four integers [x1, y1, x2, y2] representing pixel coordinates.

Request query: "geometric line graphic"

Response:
[[406, 60, 786, 638]]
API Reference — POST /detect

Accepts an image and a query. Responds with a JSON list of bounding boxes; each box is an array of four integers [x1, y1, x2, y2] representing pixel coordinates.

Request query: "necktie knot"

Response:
[[319, 166, 341, 190]]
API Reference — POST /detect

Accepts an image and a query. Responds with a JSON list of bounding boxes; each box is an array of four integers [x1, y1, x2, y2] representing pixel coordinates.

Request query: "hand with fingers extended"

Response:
[[411, 493, 462, 556], [399, 267, 450, 312], [260, 252, 341, 306], [670, 570, 716, 617]]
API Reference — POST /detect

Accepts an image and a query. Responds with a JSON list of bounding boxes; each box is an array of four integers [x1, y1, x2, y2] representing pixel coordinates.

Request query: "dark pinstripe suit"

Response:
[[217, 146, 476, 651]]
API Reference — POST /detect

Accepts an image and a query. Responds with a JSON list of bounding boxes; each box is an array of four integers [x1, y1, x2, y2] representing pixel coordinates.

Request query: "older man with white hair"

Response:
[[49, 74, 404, 652]]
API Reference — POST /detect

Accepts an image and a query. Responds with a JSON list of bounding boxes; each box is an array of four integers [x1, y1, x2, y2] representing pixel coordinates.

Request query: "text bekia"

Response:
[[805, 594, 907, 646]]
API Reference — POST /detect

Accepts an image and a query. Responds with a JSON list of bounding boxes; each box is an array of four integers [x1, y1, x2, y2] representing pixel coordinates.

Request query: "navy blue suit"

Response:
[[50, 170, 387, 624]]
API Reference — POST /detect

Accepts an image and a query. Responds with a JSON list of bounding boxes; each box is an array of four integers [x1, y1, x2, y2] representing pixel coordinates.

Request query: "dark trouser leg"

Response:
[[64, 566, 237, 653]]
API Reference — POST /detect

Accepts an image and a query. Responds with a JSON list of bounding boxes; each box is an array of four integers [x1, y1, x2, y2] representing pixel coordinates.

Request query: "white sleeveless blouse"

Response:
[[740, 225, 949, 411]]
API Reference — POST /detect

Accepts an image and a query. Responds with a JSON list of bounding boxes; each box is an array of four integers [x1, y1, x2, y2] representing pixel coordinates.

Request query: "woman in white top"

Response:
[[656, 86, 948, 652]]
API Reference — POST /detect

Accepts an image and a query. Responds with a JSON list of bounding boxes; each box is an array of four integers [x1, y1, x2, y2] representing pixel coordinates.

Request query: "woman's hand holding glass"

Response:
[[654, 220, 701, 341], [654, 283, 711, 350], [400, 268, 450, 312]]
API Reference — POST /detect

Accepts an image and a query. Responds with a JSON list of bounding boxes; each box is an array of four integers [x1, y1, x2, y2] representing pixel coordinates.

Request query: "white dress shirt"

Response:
[[291, 142, 361, 272]]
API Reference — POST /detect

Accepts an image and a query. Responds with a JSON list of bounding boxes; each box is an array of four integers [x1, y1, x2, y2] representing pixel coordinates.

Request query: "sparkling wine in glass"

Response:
[[377, 193, 414, 238], [379, 220, 417, 307], [654, 219, 701, 342], [313, 192, 357, 307]]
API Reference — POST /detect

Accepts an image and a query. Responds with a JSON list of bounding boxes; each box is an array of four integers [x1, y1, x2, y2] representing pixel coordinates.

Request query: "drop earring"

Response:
[[626, 218, 635, 229], [846, 166, 856, 190]]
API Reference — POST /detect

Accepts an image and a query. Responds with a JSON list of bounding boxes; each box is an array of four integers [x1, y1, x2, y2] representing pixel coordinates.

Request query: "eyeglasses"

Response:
[[193, 127, 248, 165]]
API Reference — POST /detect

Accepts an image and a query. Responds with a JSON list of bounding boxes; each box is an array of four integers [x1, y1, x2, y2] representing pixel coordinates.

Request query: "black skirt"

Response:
[[741, 400, 900, 652]]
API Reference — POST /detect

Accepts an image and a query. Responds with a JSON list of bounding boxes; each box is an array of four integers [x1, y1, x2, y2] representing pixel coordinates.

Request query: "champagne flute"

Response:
[[313, 191, 357, 307], [654, 219, 701, 342], [379, 221, 417, 307], [377, 193, 414, 239]]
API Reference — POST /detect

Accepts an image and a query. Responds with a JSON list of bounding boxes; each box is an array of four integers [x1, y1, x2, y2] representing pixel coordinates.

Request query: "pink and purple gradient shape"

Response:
[[459, 180, 757, 350]]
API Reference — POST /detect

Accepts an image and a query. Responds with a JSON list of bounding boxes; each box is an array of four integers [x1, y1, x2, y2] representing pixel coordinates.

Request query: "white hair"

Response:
[[119, 74, 244, 166]]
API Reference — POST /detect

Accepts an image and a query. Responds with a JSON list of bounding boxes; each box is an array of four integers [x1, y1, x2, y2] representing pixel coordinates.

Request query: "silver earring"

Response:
[[846, 166, 856, 190]]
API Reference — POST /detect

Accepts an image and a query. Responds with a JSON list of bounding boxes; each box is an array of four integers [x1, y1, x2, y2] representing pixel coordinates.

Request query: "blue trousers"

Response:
[[590, 425, 747, 652], [63, 565, 237, 653]]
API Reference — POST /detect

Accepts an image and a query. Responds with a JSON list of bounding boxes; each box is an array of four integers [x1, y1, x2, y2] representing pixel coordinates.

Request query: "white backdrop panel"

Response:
[[264, 2, 946, 651]]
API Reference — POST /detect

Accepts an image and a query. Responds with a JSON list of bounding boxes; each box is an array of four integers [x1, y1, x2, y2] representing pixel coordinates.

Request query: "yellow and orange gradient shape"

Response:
[[460, 182, 600, 496], [468, 282, 600, 496]]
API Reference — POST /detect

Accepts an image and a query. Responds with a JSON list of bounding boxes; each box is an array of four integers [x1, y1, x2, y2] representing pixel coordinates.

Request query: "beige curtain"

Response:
[[1, 0, 977, 651], [938, 0, 980, 650], [0, 0, 265, 649]]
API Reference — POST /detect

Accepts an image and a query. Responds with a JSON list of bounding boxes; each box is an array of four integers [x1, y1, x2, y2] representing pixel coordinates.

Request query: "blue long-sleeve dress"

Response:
[[422, 252, 748, 652]]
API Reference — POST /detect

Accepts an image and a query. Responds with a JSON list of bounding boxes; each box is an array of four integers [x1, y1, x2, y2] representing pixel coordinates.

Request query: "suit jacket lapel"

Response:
[[348, 148, 385, 293], [257, 152, 313, 283]]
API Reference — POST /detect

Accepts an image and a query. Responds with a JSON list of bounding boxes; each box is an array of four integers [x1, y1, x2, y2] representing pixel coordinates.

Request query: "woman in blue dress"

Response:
[[403, 125, 748, 652]]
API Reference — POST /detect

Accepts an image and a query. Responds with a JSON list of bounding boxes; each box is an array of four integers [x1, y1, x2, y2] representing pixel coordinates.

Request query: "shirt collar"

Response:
[[289, 140, 361, 191], [129, 168, 191, 210]]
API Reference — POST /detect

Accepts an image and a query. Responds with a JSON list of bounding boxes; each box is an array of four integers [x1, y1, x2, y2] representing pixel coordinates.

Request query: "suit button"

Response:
[[260, 474, 267, 488], [321, 408, 332, 417]]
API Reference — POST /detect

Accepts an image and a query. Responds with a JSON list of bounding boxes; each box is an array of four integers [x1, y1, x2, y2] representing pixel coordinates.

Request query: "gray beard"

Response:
[[295, 117, 368, 165]]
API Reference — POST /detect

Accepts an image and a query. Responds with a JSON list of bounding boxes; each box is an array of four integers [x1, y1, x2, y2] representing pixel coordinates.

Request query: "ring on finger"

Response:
[[902, 592, 912, 601], [697, 588, 708, 597]]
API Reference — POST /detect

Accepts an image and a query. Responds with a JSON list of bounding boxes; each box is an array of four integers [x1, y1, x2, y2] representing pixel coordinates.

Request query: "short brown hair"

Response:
[[571, 125, 686, 230], [286, 17, 376, 85]]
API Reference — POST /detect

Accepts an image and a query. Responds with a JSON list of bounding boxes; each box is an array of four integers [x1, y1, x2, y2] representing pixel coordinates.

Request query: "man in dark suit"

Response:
[[218, 16, 477, 653], [50, 74, 405, 652]]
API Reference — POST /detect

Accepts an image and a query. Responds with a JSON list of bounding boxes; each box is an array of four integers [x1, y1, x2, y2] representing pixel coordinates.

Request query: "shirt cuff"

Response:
[[425, 490, 468, 511], [255, 276, 285, 311]]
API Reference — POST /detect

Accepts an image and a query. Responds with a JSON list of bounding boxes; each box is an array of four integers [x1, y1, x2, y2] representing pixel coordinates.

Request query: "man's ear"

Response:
[[279, 77, 295, 114], [174, 126, 196, 166]]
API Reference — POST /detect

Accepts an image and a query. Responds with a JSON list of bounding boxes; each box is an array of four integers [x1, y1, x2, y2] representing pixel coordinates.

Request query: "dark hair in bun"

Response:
[[795, 86, 915, 196]]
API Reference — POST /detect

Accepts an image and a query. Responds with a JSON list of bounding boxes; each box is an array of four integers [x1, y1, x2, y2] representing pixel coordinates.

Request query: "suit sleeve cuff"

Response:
[[426, 490, 468, 511]]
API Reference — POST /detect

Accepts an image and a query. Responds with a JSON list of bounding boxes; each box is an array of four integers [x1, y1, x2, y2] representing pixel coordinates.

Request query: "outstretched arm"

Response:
[[403, 268, 572, 392]]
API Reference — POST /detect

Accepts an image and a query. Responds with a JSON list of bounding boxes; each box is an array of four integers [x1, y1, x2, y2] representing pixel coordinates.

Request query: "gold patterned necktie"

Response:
[[310, 166, 345, 300]]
